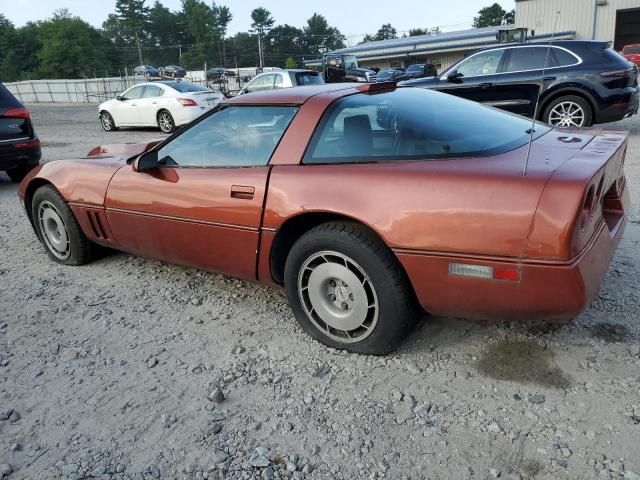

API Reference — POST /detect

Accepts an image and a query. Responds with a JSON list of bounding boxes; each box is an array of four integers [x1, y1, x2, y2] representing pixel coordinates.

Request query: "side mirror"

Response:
[[134, 150, 160, 173], [116, 95, 125, 101], [447, 71, 463, 83]]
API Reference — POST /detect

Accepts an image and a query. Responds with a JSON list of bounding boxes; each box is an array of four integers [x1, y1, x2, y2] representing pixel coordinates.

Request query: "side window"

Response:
[[456, 50, 505, 77], [124, 86, 144, 99], [155, 106, 298, 168], [274, 74, 284, 89], [504, 47, 558, 72], [552, 47, 580, 66], [261, 74, 275, 90], [142, 85, 163, 98]]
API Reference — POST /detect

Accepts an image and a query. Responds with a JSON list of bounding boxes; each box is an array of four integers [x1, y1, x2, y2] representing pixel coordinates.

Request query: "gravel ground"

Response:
[[0, 104, 639, 480]]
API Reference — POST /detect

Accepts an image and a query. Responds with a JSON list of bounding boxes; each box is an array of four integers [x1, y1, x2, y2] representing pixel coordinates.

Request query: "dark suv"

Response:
[[0, 83, 41, 182], [400, 41, 639, 127]]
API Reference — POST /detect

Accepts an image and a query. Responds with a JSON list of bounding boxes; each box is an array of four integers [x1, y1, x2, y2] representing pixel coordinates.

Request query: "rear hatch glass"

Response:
[[295, 72, 324, 86]]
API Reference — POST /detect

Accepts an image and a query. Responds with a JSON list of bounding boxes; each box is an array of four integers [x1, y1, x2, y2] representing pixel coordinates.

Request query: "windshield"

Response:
[[407, 65, 422, 72], [624, 45, 640, 54], [343, 55, 358, 69], [164, 81, 209, 92]]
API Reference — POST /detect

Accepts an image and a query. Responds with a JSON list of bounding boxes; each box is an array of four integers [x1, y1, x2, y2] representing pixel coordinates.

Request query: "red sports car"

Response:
[[18, 83, 630, 354], [622, 44, 640, 66]]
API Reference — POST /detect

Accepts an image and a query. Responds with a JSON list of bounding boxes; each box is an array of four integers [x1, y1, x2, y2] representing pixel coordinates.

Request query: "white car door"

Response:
[[137, 85, 165, 126], [113, 85, 144, 125]]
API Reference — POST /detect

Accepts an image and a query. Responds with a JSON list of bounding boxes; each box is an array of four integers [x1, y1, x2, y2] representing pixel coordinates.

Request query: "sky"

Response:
[[0, 0, 516, 45]]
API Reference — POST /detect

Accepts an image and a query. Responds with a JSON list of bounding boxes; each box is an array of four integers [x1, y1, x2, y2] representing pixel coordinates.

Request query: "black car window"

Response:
[[156, 106, 298, 168], [165, 81, 208, 93], [142, 85, 163, 98], [504, 47, 558, 72], [124, 86, 144, 99], [553, 47, 580, 66], [295, 72, 323, 85], [304, 88, 550, 164], [456, 50, 505, 77]]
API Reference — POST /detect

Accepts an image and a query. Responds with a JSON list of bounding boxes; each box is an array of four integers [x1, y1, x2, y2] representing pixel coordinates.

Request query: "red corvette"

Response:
[[18, 83, 630, 354]]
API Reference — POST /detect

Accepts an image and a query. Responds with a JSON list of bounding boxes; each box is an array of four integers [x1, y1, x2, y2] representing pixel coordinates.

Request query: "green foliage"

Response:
[[408, 28, 428, 37], [473, 3, 512, 28], [250, 7, 275, 35], [361, 23, 398, 44], [303, 13, 345, 55], [284, 57, 297, 69]]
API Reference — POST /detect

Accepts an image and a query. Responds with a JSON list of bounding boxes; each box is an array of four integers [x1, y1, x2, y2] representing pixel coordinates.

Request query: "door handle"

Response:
[[480, 82, 493, 88], [543, 76, 556, 81], [230, 185, 255, 199]]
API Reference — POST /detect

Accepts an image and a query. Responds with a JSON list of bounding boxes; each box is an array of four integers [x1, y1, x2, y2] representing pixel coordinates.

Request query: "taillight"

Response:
[[13, 139, 40, 149], [600, 68, 633, 78], [4, 106, 30, 119], [176, 98, 197, 107]]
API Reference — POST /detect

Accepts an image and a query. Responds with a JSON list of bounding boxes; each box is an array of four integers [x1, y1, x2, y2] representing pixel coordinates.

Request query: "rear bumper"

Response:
[[396, 185, 629, 322], [0, 139, 41, 171], [597, 88, 639, 123]]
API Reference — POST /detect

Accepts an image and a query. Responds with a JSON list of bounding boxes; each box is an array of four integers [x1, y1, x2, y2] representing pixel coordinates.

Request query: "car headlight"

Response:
[[356, 77, 367, 82]]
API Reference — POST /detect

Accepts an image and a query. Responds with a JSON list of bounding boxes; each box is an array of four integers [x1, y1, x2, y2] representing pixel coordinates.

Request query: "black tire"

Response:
[[284, 221, 418, 355], [99, 111, 118, 132], [542, 95, 593, 127], [31, 185, 96, 266], [157, 110, 175, 133], [6, 165, 30, 182]]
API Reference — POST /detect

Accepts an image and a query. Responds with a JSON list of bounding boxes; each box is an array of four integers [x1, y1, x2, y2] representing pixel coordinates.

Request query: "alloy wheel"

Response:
[[297, 250, 379, 344], [548, 101, 585, 127], [159, 112, 173, 133], [100, 113, 113, 131], [38, 200, 71, 260]]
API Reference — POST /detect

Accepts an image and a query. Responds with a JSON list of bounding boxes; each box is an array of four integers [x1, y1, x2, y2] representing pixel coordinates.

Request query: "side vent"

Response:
[[87, 211, 109, 240]]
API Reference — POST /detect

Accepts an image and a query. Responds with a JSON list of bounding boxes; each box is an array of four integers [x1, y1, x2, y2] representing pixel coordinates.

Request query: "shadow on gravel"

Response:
[[475, 338, 571, 389], [586, 322, 630, 343]]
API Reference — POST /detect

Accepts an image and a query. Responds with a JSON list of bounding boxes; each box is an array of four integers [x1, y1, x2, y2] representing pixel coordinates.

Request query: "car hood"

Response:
[[18, 141, 162, 206]]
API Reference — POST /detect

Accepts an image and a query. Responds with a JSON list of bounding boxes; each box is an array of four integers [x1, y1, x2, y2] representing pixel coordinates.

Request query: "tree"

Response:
[[504, 9, 515, 25], [266, 24, 304, 67], [114, 0, 149, 44], [250, 7, 275, 35], [284, 57, 297, 69], [212, 3, 232, 66], [38, 10, 113, 78], [408, 28, 428, 37], [303, 13, 345, 57], [361, 23, 398, 44], [473, 3, 512, 28], [146, 1, 181, 66]]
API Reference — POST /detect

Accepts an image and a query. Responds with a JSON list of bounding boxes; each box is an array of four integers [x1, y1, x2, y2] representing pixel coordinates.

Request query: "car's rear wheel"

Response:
[[6, 165, 30, 182], [100, 111, 117, 132], [31, 185, 96, 265], [158, 110, 175, 133], [284, 221, 418, 355], [543, 95, 592, 127]]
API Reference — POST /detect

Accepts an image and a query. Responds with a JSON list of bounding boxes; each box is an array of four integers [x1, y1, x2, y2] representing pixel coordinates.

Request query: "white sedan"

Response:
[[98, 81, 225, 133]]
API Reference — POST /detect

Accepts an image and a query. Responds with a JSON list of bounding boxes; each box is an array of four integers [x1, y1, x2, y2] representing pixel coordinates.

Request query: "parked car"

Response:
[[159, 65, 187, 78], [375, 68, 405, 82], [98, 81, 224, 133], [240, 69, 324, 94], [401, 41, 639, 127], [206, 67, 237, 81], [134, 65, 160, 77], [621, 44, 640, 66], [396, 63, 438, 81], [20, 83, 629, 354], [0, 83, 41, 182]]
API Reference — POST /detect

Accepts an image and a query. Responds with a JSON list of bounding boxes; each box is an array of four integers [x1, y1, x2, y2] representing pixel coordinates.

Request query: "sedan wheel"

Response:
[[298, 251, 379, 343], [285, 221, 418, 355], [543, 95, 592, 127], [100, 112, 117, 132], [158, 111, 175, 133]]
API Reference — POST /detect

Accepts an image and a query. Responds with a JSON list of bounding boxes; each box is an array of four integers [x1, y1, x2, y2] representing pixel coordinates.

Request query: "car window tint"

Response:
[[124, 86, 144, 99], [167, 81, 208, 93], [143, 85, 163, 98], [295, 72, 323, 85], [156, 106, 298, 168], [457, 50, 504, 77], [504, 47, 558, 72], [304, 88, 550, 164], [553, 48, 579, 66]]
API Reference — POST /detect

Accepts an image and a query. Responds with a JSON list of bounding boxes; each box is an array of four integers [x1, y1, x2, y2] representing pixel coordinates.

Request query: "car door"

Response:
[[137, 85, 164, 126], [104, 104, 299, 279], [112, 85, 144, 125], [437, 49, 505, 103], [490, 46, 562, 116]]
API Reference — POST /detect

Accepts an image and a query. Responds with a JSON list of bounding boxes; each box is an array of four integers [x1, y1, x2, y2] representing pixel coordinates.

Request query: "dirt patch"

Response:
[[475, 338, 571, 389], [587, 322, 630, 343]]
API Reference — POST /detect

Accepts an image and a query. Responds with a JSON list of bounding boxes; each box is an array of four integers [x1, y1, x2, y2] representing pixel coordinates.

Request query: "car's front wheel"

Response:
[[157, 110, 175, 133], [543, 95, 593, 127], [99, 111, 117, 132], [31, 185, 96, 265], [284, 221, 418, 355]]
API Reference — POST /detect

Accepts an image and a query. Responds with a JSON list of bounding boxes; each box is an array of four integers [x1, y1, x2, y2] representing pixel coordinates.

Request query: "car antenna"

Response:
[[522, 10, 561, 176]]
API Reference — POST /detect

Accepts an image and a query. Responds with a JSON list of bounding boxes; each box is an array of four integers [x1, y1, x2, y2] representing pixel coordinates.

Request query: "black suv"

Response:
[[400, 41, 639, 127], [0, 83, 41, 182], [396, 63, 438, 81]]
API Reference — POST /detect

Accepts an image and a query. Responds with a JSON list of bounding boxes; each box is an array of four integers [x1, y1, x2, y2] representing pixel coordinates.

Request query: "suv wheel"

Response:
[[543, 95, 592, 127], [284, 221, 418, 355]]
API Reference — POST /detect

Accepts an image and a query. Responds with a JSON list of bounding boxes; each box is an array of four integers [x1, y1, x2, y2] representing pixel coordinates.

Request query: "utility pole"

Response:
[[135, 31, 143, 66], [591, 0, 599, 40], [258, 33, 264, 70], [178, 44, 182, 64]]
